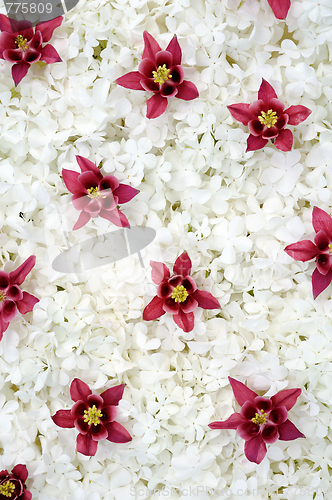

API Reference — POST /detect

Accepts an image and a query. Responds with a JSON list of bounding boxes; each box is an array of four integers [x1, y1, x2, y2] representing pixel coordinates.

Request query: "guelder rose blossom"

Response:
[[0, 464, 31, 500], [52, 379, 132, 456], [267, 0, 291, 19], [285, 207, 332, 298], [228, 79, 311, 152], [116, 31, 199, 119], [0, 15, 62, 86], [0, 255, 39, 339], [143, 252, 220, 332], [209, 377, 304, 464], [62, 156, 139, 230]]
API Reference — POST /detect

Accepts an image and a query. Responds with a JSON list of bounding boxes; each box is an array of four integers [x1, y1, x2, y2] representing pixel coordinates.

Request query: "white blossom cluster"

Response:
[[0, 0, 331, 498]]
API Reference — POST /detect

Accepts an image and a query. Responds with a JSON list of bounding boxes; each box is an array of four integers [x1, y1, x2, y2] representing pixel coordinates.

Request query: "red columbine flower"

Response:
[[116, 31, 199, 119], [268, 0, 291, 19], [227, 79, 311, 152], [52, 378, 132, 456], [62, 156, 139, 230], [285, 207, 332, 299], [143, 252, 220, 332], [0, 255, 39, 339], [209, 377, 304, 464], [0, 15, 62, 86], [0, 464, 32, 500]]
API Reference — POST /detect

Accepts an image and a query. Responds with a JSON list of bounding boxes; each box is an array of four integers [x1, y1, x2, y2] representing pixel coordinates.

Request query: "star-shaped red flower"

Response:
[[209, 377, 304, 464], [0, 15, 62, 86], [227, 79, 311, 152], [116, 31, 199, 119], [62, 156, 139, 230], [285, 206, 332, 298], [143, 252, 220, 332], [52, 378, 132, 456], [0, 255, 39, 339], [0, 464, 31, 500]]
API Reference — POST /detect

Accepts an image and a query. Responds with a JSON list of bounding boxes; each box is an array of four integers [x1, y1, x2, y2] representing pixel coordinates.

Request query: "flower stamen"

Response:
[[0, 480, 15, 497], [252, 411, 267, 425], [0, 292, 6, 302], [152, 64, 172, 85], [87, 187, 106, 199], [83, 405, 103, 426], [328, 244, 332, 254], [171, 285, 188, 303], [258, 109, 278, 128], [15, 35, 28, 50]]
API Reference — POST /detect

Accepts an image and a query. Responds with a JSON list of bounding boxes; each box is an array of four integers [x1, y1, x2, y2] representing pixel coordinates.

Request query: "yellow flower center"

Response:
[[171, 285, 188, 303], [83, 405, 103, 426], [152, 64, 172, 85], [328, 244, 332, 254], [252, 410, 267, 425], [0, 481, 15, 497], [87, 187, 106, 199], [0, 292, 6, 302], [258, 109, 278, 128], [15, 35, 28, 50]]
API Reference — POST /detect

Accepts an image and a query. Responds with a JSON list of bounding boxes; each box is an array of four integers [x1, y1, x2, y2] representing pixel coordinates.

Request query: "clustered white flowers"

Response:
[[0, 0, 331, 498]]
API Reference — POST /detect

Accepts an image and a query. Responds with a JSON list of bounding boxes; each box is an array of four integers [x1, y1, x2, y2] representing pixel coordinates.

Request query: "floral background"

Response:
[[0, 0, 332, 498]]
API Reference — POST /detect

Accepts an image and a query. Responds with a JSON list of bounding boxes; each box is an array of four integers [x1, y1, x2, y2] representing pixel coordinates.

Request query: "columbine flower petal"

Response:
[[229, 377, 257, 406], [173, 252, 192, 276], [267, 0, 291, 19], [312, 268, 332, 299], [51, 409, 75, 428], [70, 378, 92, 403], [312, 206, 332, 235], [150, 261, 171, 284], [284, 240, 318, 261], [277, 420, 305, 440], [9, 255, 36, 285], [146, 94, 168, 119], [77, 433, 98, 456], [244, 435, 267, 464], [100, 384, 125, 406], [274, 128, 293, 151]]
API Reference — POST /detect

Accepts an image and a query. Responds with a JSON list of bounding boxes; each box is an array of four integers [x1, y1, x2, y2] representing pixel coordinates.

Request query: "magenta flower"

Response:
[[0, 15, 62, 86], [143, 252, 220, 332], [0, 255, 39, 339], [209, 377, 304, 464], [62, 156, 139, 230], [268, 0, 291, 19], [227, 79, 311, 152], [0, 464, 31, 500], [52, 378, 132, 456], [285, 206, 332, 298], [116, 31, 199, 119]]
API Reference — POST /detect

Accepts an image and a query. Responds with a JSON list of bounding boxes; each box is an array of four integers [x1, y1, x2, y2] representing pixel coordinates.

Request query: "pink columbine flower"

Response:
[[116, 31, 199, 119], [0, 464, 31, 500], [227, 79, 311, 152], [52, 378, 132, 456], [268, 0, 291, 19], [209, 377, 304, 464], [62, 156, 139, 230], [0, 255, 39, 339], [285, 206, 332, 298], [143, 252, 220, 332], [0, 15, 62, 86]]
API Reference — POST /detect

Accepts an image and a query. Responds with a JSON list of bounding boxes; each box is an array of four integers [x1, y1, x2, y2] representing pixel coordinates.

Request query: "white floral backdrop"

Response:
[[0, 0, 332, 498]]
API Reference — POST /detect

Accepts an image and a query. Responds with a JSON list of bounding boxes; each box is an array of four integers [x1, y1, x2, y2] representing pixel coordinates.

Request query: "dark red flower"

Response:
[[209, 377, 304, 464], [285, 206, 332, 298], [52, 378, 132, 456], [0, 464, 31, 500], [0, 15, 62, 86], [116, 31, 199, 119], [268, 0, 291, 19], [62, 156, 139, 230], [143, 252, 220, 332], [0, 255, 39, 339], [227, 79, 311, 152]]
